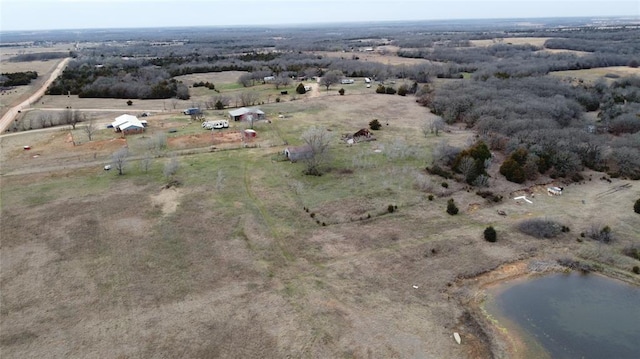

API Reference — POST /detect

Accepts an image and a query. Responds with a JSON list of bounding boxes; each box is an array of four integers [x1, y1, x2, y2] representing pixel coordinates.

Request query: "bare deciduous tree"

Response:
[[140, 152, 152, 173], [273, 75, 291, 90], [112, 148, 128, 175], [238, 73, 253, 87], [238, 91, 259, 107], [430, 117, 445, 136], [83, 117, 97, 141], [216, 170, 225, 191], [458, 156, 476, 182], [301, 126, 333, 176], [60, 108, 82, 129], [163, 156, 180, 178], [320, 70, 342, 91]]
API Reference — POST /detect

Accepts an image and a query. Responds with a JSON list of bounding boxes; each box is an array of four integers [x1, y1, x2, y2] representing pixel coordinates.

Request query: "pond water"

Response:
[[485, 272, 640, 359]]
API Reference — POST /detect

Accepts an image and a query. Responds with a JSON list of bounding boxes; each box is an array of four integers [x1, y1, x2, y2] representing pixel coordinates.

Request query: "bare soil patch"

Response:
[[150, 187, 182, 215]]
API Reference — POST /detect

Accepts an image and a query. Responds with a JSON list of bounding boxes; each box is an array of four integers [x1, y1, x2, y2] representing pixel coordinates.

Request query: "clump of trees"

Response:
[[9, 52, 70, 62], [499, 148, 541, 183], [0, 71, 38, 86], [451, 141, 491, 184], [46, 58, 190, 100]]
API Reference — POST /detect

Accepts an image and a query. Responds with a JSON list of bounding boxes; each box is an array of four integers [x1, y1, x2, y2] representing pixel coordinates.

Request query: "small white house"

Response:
[[111, 114, 146, 134]]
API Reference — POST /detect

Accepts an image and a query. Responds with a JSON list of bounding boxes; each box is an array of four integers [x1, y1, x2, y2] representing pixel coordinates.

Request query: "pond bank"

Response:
[[451, 257, 640, 358]]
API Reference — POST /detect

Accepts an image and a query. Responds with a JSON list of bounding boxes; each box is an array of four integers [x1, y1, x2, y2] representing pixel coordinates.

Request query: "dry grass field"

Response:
[[469, 37, 551, 47], [316, 50, 435, 66], [0, 58, 67, 118], [2, 70, 640, 359], [550, 66, 640, 84]]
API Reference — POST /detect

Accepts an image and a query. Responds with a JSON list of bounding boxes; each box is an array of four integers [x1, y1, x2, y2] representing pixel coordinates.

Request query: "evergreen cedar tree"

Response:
[[369, 119, 382, 130], [446, 199, 459, 215], [484, 226, 497, 242]]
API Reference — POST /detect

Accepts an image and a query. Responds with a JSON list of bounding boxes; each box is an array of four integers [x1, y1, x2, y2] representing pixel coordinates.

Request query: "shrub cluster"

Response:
[[446, 198, 459, 215], [635, 198, 640, 214], [557, 258, 595, 273], [193, 81, 216, 90], [376, 84, 397, 94], [586, 225, 614, 244], [518, 218, 564, 238], [622, 245, 640, 261], [369, 119, 382, 130], [426, 164, 454, 179], [476, 190, 503, 203]]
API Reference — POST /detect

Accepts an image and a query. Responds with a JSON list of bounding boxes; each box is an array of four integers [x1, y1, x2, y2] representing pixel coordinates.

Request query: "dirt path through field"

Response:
[[0, 57, 71, 133]]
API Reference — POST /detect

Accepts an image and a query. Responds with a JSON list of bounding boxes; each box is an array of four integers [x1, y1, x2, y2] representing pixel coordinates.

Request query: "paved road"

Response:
[[0, 57, 71, 133]]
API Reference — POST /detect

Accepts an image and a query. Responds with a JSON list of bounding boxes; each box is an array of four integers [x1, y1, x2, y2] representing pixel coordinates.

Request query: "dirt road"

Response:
[[0, 57, 71, 133]]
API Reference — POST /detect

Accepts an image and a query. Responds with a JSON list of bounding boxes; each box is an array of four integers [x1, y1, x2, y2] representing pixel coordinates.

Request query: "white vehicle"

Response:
[[202, 120, 229, 130]]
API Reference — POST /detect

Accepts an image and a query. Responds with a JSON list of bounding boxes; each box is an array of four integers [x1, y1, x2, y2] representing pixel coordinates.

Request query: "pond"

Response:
[[484, 272, 640, 359]]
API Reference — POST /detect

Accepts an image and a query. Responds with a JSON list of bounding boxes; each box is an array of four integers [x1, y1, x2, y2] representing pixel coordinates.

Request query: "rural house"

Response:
[[111, 114, 146, 135], [228, 107, 265, 122]]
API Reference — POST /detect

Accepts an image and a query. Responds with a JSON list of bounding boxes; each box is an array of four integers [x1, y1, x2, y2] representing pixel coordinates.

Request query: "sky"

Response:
[[0, 0, 638, 32]]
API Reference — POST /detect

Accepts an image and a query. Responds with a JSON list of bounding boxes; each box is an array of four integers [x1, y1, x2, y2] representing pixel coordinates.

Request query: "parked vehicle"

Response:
[[183, 108, 201, 115], [202, 120, 229, 129]]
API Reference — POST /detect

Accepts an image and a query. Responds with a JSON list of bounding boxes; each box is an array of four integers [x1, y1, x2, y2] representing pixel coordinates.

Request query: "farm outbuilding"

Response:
[[284, 145, 313, 162], [228, 107, 265, 122]]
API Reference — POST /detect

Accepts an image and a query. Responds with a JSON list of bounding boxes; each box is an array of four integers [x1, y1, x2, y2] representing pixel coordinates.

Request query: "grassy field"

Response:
[[550, 66, 640, 84], [2, 70, 640, 358]]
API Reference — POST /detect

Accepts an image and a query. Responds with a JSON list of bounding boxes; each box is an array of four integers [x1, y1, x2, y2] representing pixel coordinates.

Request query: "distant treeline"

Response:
[[0, 71, 38, 86], [9, 51, 73, 62]]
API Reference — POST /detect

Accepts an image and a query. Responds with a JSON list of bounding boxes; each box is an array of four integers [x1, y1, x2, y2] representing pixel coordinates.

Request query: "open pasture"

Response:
[[3, 82, 639, 358], [550, 66, 640, 83]]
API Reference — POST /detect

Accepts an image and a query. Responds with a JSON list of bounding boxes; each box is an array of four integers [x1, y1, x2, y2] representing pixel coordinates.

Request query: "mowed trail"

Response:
[[0, 57, 71, 133]]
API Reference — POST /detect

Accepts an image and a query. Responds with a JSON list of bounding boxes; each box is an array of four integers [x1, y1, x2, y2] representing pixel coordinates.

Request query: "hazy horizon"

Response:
[[1, 0, 639, 32]]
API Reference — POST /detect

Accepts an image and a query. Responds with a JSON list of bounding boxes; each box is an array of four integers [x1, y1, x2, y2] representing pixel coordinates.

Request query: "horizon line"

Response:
[[2, 15, 639, 34]]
